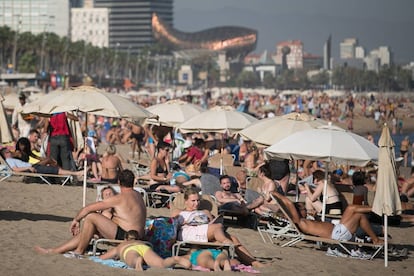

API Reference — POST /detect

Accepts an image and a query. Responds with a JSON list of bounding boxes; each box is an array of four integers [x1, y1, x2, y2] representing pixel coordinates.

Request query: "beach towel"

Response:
[[89, 256, 130, 269]]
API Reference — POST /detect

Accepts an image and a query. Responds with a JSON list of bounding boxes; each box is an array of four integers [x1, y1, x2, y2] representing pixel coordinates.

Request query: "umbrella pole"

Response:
[[83, 113, 88, 207], [295, 159, 299, 202], [321, 162, 329, 221], [385, 215, 388, 267]]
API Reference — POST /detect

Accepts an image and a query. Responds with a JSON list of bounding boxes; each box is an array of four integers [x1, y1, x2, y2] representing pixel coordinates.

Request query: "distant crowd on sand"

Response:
[[2, 89, 414, 270]]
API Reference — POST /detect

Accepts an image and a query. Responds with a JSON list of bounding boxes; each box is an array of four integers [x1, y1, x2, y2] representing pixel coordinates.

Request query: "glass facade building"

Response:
[[94, 0, 173, 53]]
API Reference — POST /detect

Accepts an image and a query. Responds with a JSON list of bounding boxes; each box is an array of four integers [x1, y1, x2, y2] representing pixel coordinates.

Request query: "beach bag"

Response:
[[145, 216, 179, 258]]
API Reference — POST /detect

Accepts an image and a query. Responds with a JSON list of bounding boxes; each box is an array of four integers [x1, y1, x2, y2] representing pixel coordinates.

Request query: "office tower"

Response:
[[340, 38, 358, 59], [94, 0, 173, 53], [0, 0, 69, 37]]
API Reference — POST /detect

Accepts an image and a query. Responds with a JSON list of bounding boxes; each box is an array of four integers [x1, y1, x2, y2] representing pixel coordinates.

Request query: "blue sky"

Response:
[[174, 0, 414, 63]]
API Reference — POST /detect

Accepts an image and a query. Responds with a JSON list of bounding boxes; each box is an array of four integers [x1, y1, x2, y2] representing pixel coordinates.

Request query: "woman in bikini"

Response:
[[100, 144, 123, 183], [302, 169, 343, 217]]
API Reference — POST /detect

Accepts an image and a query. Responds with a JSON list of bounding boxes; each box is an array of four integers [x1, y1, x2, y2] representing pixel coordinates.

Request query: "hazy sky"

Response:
[[174, 0, 414, 63]]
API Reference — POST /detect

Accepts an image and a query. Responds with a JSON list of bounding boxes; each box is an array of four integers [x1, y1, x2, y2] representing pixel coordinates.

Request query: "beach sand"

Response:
[[0, 179, 413, 276], [1, 114, 414, 275]]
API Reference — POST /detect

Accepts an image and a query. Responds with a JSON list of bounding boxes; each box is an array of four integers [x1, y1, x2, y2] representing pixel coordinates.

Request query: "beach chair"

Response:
[[271, 195, 384, 260], [0, 155, 72, 185], [169, 193, 235, 258], [96, 184, 149, 207], [92, 216, 178, 258], [257, 193, 384, 259]]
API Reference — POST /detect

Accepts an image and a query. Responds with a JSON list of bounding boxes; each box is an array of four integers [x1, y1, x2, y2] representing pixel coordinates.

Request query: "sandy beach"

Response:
[[1, 109, 414, 275], [0, 178, 413, 276]]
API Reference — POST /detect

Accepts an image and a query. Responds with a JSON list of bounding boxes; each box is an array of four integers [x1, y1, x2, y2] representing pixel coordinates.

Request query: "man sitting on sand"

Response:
[[0, 148, 82, 177], [271, 191, 383, 244], [35, 169, 147, 258]]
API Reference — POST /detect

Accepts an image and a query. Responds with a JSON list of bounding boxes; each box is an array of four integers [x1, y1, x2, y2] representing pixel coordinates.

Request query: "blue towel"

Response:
[[89, 256, 130, 269]]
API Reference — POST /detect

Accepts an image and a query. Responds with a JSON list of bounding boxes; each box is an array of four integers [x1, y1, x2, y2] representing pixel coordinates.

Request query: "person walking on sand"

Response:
[[34, 169, 146, 258], [100, 230, 191, 271]]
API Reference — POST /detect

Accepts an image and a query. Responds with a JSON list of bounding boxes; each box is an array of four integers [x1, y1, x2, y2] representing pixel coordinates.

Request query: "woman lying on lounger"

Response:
[[171, 187, 268, 268], [271, 191, 383, 244]]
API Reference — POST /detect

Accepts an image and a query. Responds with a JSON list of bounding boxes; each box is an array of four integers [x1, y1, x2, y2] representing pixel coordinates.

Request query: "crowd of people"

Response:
[[2, 88, 413, 271]]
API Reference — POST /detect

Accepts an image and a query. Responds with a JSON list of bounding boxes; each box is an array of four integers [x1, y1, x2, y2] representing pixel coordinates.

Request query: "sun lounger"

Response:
[[95, 184, 149, 207], [257, 193, 384, 259], [169, 194, 235, 258], [0, 155, 72, 185]]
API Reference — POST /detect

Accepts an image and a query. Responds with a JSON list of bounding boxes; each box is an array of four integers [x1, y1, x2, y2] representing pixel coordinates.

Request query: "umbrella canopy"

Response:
[[178, 105, 258, 135], [264, 124, 378, 166], [21, 86, 42, 93], [21, 86, 153, 207], [0, 95, 13, 143], [21, 86, 153, 121], [145, 99, 204, 127], [265, 123, 379, 220], [372, 125, 402, 267], [239, 112, 329, 147]]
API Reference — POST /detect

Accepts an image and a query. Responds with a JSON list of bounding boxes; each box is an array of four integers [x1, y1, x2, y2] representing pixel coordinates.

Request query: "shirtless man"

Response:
[[215, 175, 249, 216], [271, 191, 383, 244], [100, 144, 123, 183], [34, 169, 147, 257], [125, 121, 146, 159]]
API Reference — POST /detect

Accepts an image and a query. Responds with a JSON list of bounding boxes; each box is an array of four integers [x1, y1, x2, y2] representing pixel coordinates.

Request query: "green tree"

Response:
[[235, 70, 259, 88], [18, 52, 37, 73]]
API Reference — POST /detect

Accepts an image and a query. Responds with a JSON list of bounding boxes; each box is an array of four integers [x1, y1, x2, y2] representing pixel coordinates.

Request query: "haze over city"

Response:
[[175, 0, 414, 64]]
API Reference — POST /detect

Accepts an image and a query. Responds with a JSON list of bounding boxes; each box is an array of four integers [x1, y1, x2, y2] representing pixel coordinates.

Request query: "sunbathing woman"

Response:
[[271, 191, 383, 244], [100, 230, 191, 271], [171, 187, 267, 268], [100, 144, 123, 183]]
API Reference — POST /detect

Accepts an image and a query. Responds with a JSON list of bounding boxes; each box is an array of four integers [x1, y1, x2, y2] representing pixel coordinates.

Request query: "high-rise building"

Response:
[[340, 38, 358, 59], [0, 0, 70, 37], [71, 7, 109, 47], [355, 46, 365, 59], [94, 0, 173, 53], [323, 35, 331, 70], [273, 40, 304, 69]]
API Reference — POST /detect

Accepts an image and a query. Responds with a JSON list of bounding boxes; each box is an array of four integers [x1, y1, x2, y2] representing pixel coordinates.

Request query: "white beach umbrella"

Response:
[[0, 95, 14, 144], [22, 86, 153, 207], [22, 86, 153, 120], [265, 123, 378, 220], [372, 124, 402, 267], [239, 112, 330, 147], [145, 99, 204, 127], [178, 105, 258, 135]]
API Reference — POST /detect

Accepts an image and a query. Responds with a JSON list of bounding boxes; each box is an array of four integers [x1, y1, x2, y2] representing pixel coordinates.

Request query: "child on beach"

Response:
[[99, 230, 191, 271], [186, 248, 232, 271]]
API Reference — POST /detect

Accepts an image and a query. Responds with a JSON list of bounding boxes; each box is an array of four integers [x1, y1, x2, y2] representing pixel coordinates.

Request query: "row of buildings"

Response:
[[0, 0, 173, 54], [0, 0, 402, 87], [245, 38, 393, 71]]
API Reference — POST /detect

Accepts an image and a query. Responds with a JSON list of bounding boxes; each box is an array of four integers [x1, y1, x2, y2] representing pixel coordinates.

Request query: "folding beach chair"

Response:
[[0, 155, 72, 185], [96, 184, 149, 207], [169, 193, 235, 258], [257, 193, 384, 259]]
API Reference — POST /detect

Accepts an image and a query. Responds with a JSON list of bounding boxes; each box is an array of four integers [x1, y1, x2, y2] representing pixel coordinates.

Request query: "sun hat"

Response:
[[183, 140, 192, 149]]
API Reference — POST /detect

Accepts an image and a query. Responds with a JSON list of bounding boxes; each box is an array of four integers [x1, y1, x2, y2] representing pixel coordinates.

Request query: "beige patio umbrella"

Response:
[[372, 124, 402, 267], [145, 99, 205, 127], [238, 112, 330, 147], [22, 86, 154, 207], [0, 94, 14, 144], [178, 105, 258, 173], [178, 105, 258, 135], [265, 123, 379, 220]]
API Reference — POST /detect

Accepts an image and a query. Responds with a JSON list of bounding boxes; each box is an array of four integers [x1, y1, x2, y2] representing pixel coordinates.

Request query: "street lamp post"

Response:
[[125, 46, 131, 79], [112, 42, 120, 87], [11, 15, 22, 72]]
